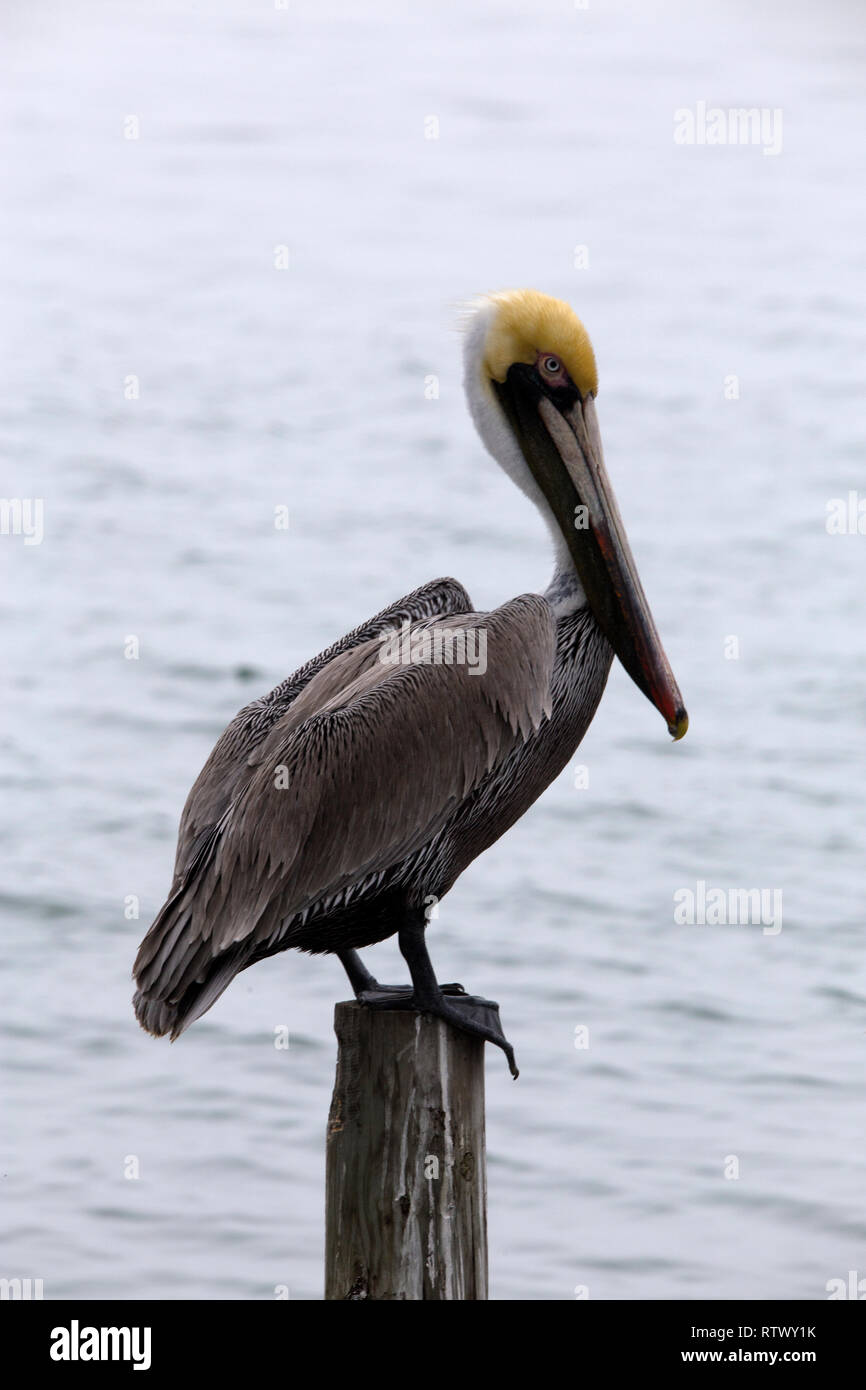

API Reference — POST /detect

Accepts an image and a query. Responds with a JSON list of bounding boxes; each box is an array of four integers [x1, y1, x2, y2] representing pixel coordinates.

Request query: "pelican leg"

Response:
[[354, 922, 519, 1079], [337, 947, 466, 1001], [337, 948, 379, 995]]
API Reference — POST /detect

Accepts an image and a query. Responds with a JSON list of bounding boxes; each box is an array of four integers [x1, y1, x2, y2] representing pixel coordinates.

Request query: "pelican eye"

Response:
[[541, 356, 561, 375]]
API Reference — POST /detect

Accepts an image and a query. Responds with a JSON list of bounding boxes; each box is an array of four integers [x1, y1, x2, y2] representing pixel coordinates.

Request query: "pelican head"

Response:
[[463, 289, 687, 741]]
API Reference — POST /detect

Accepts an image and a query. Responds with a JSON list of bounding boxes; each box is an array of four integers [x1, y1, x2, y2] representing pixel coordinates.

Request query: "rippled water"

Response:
[[2, 0, 865, 1300]]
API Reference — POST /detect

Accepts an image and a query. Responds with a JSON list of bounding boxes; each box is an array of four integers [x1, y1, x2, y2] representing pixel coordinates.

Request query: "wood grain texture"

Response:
[[325, 1001, 488, 1300]]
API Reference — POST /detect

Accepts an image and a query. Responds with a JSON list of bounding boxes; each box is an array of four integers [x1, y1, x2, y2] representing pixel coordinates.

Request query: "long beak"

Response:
[[494, 367, 688, 740]]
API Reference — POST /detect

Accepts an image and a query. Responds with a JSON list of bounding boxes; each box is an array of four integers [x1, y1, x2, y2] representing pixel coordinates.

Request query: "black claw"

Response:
[[357, 986, 518, 1078], [433, 995, 519, 1078]]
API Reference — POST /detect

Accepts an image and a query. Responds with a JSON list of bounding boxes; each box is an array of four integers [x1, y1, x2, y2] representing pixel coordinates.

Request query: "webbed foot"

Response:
[[358, 985, 518, 1078]]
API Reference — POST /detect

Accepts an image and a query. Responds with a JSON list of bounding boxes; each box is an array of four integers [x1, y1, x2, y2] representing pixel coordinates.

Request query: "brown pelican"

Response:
[[133, 289, 687, 1076]]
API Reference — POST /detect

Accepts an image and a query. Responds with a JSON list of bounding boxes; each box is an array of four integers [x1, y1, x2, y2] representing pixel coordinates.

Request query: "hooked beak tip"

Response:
[[668, 708, 689, 742]]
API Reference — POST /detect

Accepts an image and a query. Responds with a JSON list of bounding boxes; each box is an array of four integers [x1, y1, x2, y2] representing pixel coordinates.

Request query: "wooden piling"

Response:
[[324, 1001, 488, 1300]]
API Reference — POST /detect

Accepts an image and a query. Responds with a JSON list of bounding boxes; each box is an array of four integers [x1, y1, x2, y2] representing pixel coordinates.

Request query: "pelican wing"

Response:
[[171, 577, 473, 884], [133, 594, 555, 1036]]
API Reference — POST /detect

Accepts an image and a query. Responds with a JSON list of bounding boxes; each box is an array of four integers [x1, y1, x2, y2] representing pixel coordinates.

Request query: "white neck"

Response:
[[544, 556, 586, 617], [463, 299, 587, 619]]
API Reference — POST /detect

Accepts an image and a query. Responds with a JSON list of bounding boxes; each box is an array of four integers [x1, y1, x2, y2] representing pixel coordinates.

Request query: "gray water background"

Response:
[[1, 0, 865, 1300]]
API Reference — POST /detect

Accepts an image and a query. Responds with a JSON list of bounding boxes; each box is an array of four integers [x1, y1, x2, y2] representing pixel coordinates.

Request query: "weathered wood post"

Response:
[[325, 1001, 488, 1300]]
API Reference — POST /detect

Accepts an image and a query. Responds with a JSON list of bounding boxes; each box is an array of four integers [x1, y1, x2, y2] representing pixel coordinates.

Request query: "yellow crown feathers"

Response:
[[481, 289, 598, 398]]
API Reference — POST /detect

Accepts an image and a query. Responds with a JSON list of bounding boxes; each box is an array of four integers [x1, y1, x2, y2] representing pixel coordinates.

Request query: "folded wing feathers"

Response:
[[172, 577, 473, 882]]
